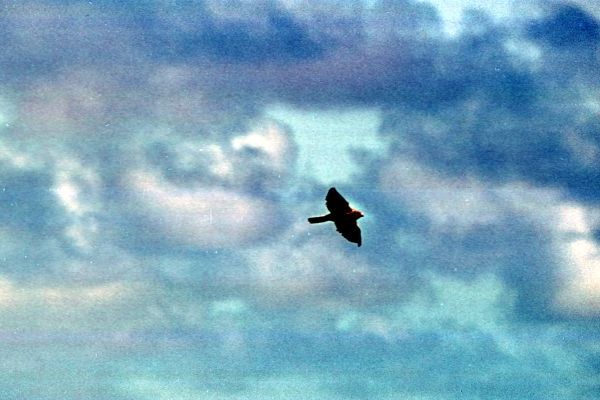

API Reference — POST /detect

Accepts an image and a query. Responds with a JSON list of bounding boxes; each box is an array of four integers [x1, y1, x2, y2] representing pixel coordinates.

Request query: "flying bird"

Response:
[[308, 187, 364, 246]]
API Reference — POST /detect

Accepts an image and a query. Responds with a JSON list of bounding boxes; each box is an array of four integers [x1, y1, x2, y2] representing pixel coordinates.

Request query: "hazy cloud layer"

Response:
[[1, 1, 600, 399]]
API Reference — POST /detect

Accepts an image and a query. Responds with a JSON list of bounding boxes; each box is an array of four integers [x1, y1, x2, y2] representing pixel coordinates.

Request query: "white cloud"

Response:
[[205, 144, 234, 179], [231, 121, 296, 172], [41, 281, 131, 307], [124, 170, 282, 249], [53, 158, 102, 251], [0, 140, 37, 169], [146, 120, 297, 190], [380, 155, 600, 318], [553, 210, 600, 317], [241, 221, 396, 309], [556, 205, 591, 234], [123, 374, 335, 400], [210, 298, 249, 317], [419, 0, 541, 36], [379, 158, 523, 230], [0, 276, 148, 331]]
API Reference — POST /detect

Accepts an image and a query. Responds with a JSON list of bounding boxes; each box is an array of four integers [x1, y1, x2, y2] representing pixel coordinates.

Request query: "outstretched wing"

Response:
[[326, 187, 351, 214], [334, 219, 362, 247]]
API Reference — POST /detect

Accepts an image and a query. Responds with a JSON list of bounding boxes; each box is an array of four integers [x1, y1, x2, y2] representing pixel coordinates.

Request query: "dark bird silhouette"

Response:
[[308, 187, 364, 246]]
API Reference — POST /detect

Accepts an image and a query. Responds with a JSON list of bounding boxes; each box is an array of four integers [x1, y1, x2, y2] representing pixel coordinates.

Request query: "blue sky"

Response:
[[1, 0, 600, 398]]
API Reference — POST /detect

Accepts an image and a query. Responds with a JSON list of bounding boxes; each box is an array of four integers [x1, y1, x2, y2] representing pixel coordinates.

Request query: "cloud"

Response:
[[350, 3, 600, 321], [110, 271, 596, 399], [113, 119, 297, 251], [121, 170, 284, 250], [528, 4, 600, 48], [375, 153, 600, 319], [174, 5, 325, 63], [0, 2, 145, 84], [143, 120, 297, 191], [555, 238, 600, 316], [1, 1, 600, 399], [241, 231, 403, 310], [231, 122, 296, 173], [551, 206, 600, 318], [379, 158, 509, 230], [377, 4, 600, 202]]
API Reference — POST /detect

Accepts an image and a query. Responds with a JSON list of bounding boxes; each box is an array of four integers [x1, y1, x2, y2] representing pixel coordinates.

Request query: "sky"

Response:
[[1, 0, 600, 398]]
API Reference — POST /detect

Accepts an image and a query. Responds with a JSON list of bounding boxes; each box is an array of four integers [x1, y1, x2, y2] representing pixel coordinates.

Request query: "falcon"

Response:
[[308, 187, 364, 246]]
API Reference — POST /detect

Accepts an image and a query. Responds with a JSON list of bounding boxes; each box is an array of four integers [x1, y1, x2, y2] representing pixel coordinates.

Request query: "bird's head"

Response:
[[352, 209, 364, 219]]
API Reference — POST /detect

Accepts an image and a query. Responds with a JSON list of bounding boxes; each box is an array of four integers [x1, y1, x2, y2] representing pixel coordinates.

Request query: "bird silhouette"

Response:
[[308, 187, 363, 246]]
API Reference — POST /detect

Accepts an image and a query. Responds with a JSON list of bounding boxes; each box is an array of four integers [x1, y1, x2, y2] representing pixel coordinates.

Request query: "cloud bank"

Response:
[[1, 1, 600, 399]]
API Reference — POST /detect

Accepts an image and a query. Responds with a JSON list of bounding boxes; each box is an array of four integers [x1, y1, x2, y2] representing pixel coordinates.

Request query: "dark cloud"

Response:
[[377, 5, 600, 203], [528, 4, 600, 48], [0, 2, 146, 84], [175, 7, 325, 63]]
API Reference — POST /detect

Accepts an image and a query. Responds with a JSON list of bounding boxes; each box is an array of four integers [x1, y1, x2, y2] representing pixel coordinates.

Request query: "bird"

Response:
[[308, 187, 364, 246]]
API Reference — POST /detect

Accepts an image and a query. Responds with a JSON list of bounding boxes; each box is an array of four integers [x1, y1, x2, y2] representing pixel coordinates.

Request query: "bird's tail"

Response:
[[308, 215, 331, 224]]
